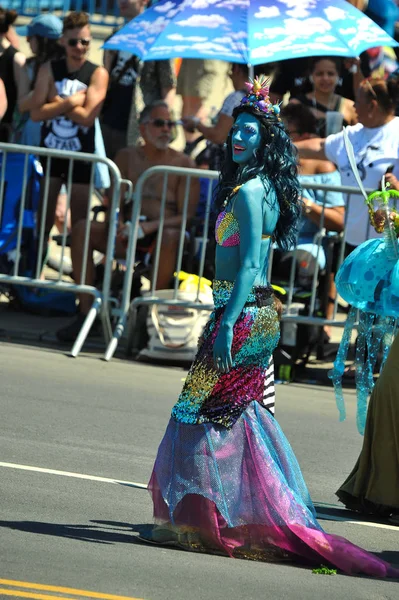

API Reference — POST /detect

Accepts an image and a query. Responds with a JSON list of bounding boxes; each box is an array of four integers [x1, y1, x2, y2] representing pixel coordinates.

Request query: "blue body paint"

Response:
[[213, 114, 280, 373]]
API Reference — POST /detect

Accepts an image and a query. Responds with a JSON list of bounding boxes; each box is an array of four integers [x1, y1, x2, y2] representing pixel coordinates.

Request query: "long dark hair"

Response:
[[27, 37, 65, 88], [362, 76, 399, 115], [214, 104, 302, 252]]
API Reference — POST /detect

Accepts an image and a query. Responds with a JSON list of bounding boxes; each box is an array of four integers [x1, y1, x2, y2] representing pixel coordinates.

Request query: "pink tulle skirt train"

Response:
[[148, 402, 398, 577]]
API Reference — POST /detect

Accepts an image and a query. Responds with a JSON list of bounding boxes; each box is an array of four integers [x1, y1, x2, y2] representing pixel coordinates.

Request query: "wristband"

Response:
[[303, 199, 312, 214]]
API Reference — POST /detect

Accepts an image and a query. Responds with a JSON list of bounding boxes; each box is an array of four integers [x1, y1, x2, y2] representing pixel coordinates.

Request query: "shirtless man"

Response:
[[57, 101, 199, 342], [31, 11, 108, 239]]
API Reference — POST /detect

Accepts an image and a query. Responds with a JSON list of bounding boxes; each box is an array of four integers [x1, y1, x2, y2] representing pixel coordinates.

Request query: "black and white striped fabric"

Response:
[[263, 358, 275, 416]]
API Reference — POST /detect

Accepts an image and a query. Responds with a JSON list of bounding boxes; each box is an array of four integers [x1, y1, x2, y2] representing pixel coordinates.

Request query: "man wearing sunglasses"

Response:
[[30, 11, 108, 244], [57, 101, 200, 342]]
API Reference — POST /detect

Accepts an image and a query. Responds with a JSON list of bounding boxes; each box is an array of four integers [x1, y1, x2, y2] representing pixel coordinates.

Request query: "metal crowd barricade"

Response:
[[102, 166, 384, 362], [5, 1, 122, 27], [104, 165, 218, 361], [279, 182, 375, 332], [0, 142, 128, 357]]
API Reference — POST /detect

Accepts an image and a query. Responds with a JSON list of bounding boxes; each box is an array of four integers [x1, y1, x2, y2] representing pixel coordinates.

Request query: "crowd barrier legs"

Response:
[[103, 174, 380, 362], [0, 147, 385, 362], [104, 165, 218, 361], [0, 142, 124, 357]]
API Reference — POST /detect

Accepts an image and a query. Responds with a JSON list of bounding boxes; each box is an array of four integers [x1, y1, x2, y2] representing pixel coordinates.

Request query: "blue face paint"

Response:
[[231, 113, 262, 165]]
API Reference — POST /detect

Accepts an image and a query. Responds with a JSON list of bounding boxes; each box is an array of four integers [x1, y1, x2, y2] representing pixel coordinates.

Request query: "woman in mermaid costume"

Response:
[[142, 76, 398, 577]]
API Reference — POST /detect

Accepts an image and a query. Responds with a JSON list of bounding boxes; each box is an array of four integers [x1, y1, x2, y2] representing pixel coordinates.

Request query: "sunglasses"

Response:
[[67, 38, 91, 47], [149, 119, 177, 128]]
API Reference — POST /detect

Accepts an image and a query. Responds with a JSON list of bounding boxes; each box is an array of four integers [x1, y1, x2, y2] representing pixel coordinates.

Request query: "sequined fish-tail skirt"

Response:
[[147, 280, 399, 578], [171, 279, 280, 428]]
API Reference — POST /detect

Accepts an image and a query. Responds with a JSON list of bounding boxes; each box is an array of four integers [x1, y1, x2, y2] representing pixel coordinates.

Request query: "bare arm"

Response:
[[18, 61, 35, 113], [303, 200, 345, 231], [213, 181, 265, 371], [67, 66, 109, 127], [30, 63, 84, 122], [295, 138, 328, 160], [0, 79, 7, 120], [6, 26, 20, 49], [193, 112, 233, 145], [13, 51, 29, 110], [161, 85, 176, 109]]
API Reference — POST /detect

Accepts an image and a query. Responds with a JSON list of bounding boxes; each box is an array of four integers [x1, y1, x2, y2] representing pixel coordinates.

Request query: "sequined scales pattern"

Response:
[[215, 211, 240, 247], [171, 280, 280, 428]]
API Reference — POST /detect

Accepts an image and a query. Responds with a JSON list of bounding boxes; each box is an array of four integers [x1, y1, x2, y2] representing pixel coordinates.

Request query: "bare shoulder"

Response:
[[240, 177, 265, 197], [35, 61, 53, 88], [236, 178, 266, 211], [315, 159, 336, 174], [92, 65, 109, 83], [117, 145, 140, 163], [93, 65, 108, 77], [13, 51, 26, 67], [38, 61, 53, 77], [114, 146, 139, 173]]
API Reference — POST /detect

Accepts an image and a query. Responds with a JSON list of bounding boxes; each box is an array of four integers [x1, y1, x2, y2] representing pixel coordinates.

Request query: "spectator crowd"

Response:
[[1, 0, 399, 346]]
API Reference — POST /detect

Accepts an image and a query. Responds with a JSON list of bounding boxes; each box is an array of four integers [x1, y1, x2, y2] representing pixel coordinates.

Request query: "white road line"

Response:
[[0, 461, 147, 489], [1, 461, 397, 532], [317, 513, 399, 531]]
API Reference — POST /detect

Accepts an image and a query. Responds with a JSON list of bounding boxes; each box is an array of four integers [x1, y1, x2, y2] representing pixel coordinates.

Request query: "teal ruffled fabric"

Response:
[[329, 236, 399, 434]]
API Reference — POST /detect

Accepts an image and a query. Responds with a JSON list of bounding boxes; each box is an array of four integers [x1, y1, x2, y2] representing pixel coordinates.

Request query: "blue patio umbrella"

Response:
[[103, 0, 398, 65]]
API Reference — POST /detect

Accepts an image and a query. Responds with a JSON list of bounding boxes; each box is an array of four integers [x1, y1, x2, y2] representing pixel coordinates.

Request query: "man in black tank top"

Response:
[[31, 11, 108, 241]]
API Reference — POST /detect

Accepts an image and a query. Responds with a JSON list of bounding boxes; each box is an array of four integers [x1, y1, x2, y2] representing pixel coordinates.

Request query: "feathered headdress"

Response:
[[239, 75, 281, 118]]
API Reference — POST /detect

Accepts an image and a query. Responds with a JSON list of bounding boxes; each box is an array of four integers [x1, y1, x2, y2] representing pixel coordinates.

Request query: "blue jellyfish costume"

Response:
[[329, 224, 399, 434]]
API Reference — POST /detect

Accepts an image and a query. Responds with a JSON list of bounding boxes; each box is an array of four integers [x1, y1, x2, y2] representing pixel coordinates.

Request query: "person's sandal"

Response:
[[138, 527, 180, 547]]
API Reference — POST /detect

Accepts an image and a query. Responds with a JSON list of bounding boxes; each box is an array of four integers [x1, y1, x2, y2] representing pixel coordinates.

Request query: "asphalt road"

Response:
[[0, 343, 398, 600]]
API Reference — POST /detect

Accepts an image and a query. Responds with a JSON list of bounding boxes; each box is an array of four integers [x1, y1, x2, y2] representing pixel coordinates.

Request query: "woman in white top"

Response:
[[295, 77, 399, 251]]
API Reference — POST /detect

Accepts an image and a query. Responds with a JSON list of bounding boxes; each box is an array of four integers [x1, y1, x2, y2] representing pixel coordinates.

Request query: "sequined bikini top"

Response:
[[215, 185, 271, 247], [215, 210, 240, 247]]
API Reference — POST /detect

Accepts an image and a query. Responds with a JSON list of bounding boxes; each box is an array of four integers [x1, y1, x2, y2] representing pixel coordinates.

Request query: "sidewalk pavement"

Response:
[[0, 292, 345, 386], [0, 295, 83, 347]]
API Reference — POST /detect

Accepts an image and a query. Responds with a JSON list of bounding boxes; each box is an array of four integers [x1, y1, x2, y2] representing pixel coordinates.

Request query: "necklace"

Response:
[[312, 91, 335, 113], [222, 185, 243, 208]]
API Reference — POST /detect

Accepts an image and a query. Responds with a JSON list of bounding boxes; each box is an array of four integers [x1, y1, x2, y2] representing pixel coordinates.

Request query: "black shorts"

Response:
[[41, 156, 93, 185]]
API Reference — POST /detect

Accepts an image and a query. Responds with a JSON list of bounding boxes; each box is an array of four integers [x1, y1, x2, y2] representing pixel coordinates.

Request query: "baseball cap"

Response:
[[16, 14, 63, 40]]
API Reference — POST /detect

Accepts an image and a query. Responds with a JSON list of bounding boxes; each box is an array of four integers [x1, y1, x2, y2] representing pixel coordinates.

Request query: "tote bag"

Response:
[[139, 287, 214, 363]]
